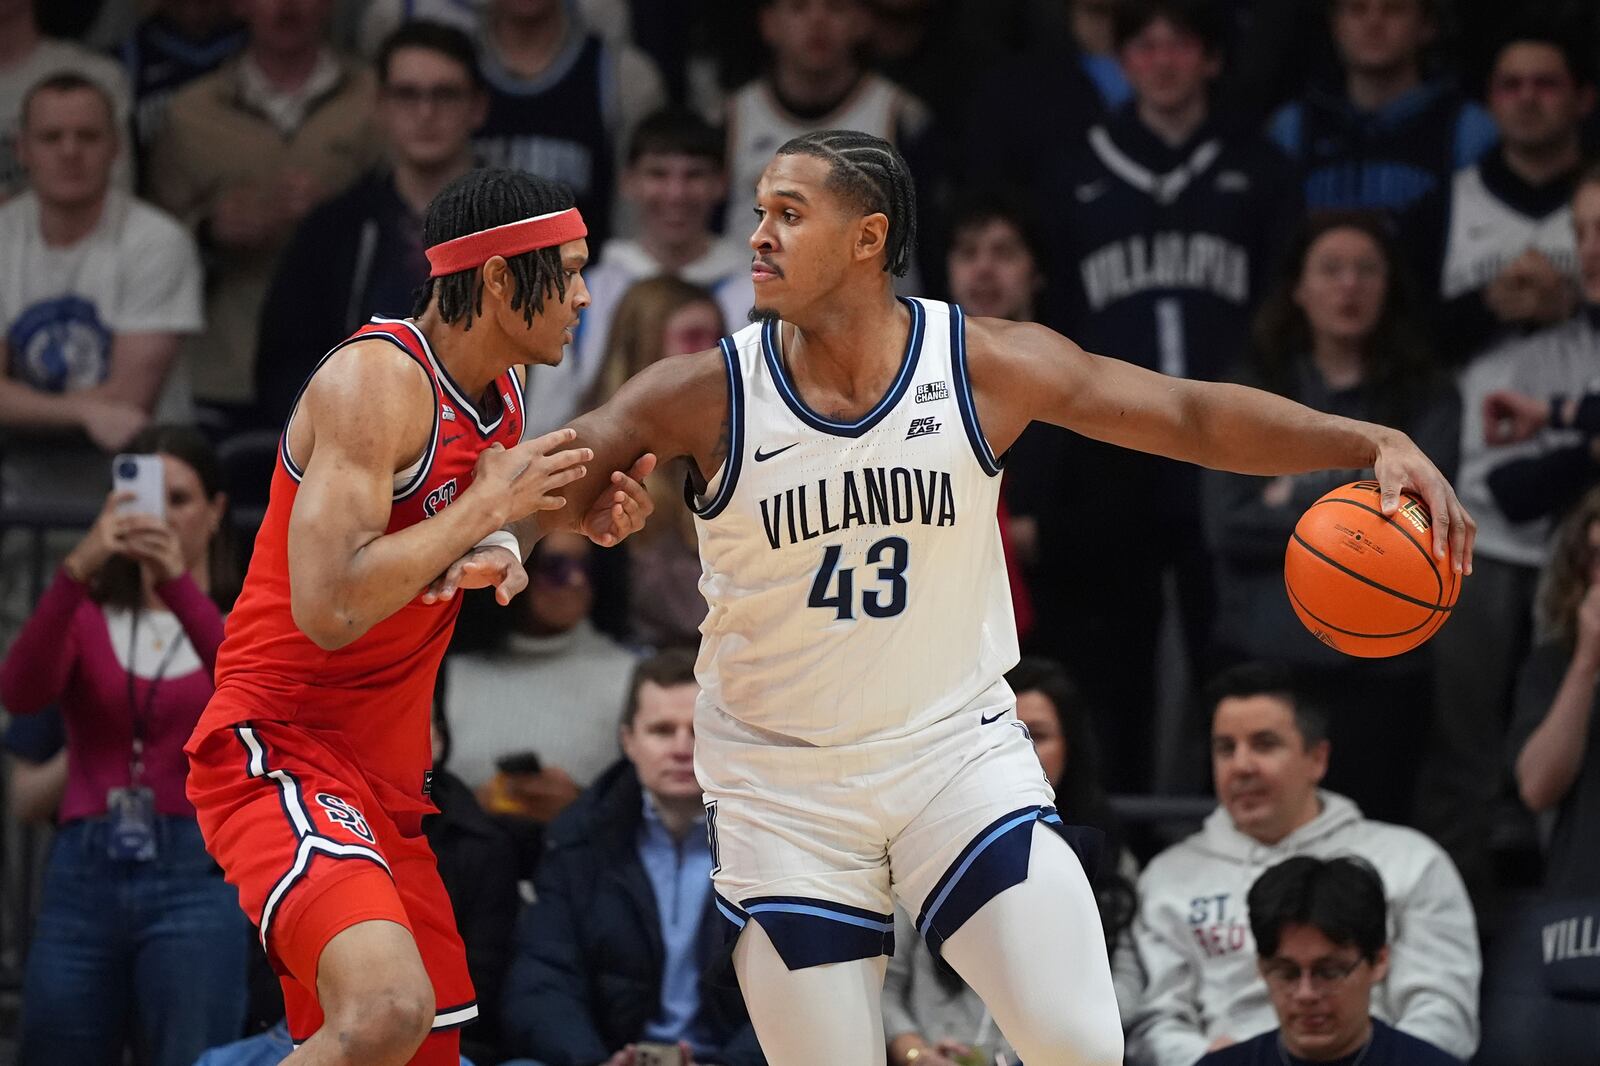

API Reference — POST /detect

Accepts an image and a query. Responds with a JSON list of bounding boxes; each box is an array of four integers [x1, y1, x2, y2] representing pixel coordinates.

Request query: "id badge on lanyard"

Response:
[[109, 609, 179, 862]]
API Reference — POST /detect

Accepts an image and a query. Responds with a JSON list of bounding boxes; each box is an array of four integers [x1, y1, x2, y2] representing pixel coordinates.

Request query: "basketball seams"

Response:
[[1288, 532, 1451, 615], [1307, 494, 1443, 600], [1284, 561, 1443, 642], [1284, 482, 1463, 657]]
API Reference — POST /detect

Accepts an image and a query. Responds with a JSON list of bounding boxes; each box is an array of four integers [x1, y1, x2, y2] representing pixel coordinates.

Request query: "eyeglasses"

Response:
[[1261, 956, 1365, 994], [383, 84, 474, 109], [533, 554, 587, 586]]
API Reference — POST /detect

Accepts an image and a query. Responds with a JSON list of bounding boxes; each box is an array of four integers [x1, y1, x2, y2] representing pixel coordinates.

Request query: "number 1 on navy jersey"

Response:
[[808, 536, 909, 620]]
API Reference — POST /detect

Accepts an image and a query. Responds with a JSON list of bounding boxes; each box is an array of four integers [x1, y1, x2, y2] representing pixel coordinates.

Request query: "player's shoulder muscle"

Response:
[[960, 316, 1098, 450], [297, 337, 434, 477]]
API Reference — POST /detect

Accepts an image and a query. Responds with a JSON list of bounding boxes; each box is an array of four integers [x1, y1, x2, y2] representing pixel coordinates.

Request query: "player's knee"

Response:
[[321, 977, 435, 1064], [1012, 1011, 1124, 1066]]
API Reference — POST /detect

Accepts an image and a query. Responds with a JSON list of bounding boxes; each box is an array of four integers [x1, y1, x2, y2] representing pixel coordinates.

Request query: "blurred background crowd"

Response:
[[4, 0, 1600, 1062]]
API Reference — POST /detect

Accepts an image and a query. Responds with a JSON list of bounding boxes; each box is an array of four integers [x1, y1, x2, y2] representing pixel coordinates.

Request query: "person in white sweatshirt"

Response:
[[1128, 661, 1481, 1065], [524, 107, 753, 434]]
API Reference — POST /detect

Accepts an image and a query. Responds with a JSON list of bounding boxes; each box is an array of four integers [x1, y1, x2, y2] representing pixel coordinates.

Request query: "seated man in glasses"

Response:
[[1128, 663, 1480, 1065], [1198, 856, 1462, 1065]]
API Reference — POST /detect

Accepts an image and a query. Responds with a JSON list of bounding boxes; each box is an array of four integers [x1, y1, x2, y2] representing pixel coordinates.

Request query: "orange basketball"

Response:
[[1283, 480, 1462, 658]]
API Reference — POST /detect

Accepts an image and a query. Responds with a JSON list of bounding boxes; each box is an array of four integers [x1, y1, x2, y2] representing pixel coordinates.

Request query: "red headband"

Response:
[[425, 207, 588, 278]]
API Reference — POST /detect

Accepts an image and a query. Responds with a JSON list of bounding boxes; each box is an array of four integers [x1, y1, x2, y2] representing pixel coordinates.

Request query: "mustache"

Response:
[[753, 255, 784, 278]]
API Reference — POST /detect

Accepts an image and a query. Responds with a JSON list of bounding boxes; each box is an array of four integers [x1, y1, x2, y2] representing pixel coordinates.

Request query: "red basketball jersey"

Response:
[[194, 317, 526, 810]]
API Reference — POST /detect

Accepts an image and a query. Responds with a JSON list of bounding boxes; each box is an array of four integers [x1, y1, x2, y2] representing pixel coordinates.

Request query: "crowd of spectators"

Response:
[[4, 0, 1600, 1063]]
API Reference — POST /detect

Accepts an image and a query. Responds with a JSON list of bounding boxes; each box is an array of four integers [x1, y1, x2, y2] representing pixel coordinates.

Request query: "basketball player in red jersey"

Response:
[[186, 170, 654, 1066]]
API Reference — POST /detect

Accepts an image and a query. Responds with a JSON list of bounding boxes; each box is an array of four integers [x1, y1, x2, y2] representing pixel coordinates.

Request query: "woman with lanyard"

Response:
[[0, 424, 251, 1066]]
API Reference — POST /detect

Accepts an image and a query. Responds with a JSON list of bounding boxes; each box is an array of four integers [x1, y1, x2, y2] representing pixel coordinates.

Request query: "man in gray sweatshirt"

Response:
[[1128, 663, 1481, 1064]]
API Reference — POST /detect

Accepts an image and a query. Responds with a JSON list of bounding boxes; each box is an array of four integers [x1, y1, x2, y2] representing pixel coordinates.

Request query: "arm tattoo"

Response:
[[711, 407, 731, 467]]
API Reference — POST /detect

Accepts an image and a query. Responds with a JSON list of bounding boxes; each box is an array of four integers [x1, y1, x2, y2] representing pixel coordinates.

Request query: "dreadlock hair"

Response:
[[413, 167, 577, 330], [774, 130, 917, 277]]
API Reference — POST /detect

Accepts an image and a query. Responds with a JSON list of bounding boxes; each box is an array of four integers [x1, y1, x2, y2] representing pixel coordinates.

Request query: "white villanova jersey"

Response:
[[690, 297, 1018, 747]]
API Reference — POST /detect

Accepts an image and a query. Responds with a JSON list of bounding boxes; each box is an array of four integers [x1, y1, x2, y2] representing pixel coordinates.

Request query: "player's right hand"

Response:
[[474, 428, 593, 523]]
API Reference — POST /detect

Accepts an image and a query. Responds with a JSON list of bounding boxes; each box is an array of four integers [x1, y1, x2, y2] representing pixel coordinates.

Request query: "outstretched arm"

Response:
[[421, 349, 725, 605], [287, 342, 592, 649], [512, 347, 730, 545], [967, 317, 1475, 572]]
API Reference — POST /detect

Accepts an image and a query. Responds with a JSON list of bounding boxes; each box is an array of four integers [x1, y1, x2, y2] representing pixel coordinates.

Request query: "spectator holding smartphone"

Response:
[[0, 424, 249, 1066]]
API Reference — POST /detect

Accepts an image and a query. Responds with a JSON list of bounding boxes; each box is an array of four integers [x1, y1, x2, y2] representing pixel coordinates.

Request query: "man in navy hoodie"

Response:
[[1268, 0, 1497, 227], [1021, 0, 1298, 793]]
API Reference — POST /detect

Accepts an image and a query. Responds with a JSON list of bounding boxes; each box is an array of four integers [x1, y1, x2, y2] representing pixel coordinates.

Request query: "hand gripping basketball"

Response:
[[1285, 482, 1463, 658], [1370, 433, 1476, 574]]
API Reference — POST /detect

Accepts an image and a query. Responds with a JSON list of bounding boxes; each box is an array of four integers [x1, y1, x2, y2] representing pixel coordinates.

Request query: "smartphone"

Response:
[[633, 1043, 685, 1066], [112, 454, 164, 518]]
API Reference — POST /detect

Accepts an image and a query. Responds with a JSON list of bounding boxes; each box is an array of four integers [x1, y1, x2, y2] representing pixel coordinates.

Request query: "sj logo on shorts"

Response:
[[316, 793, 375, 844]]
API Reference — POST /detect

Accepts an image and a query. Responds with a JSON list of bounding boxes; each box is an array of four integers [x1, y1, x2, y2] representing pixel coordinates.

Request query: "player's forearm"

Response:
[[1186, 380, 1393, 477], [291, 491, 507, 649], [532, 404, 652, 538]]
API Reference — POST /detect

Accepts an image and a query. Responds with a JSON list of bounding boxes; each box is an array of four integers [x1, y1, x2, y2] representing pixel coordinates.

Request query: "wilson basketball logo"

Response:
[[424, 478, 459, 516], [316, 793, 375, 843]]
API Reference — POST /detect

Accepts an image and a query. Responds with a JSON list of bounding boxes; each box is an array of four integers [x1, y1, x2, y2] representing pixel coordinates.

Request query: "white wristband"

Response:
[[474, 530, 522, 557]]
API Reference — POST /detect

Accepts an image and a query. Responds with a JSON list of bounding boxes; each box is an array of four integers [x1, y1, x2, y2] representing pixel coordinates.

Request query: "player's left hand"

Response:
[[421, 544, 526, 606], [581, 453, 658, 547], [1372, 430, 1476, 575]]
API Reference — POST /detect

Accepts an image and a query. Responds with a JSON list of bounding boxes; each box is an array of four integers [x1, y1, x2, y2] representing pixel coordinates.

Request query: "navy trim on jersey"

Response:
[[278, 327, 442, 502], [762, 296, 925, 438], [686, 337, 744, 520], [738, 895, 895, 969], [376, 316, 507, 437], [431, 1001, 480, 1031], [233, 727, 393, 954], [916, 804, 1046, 958], [949, 304, 1003, 476]]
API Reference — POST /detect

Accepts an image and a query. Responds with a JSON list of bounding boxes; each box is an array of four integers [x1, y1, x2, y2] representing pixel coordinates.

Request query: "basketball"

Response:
[[1283, 480, 1462, 658]]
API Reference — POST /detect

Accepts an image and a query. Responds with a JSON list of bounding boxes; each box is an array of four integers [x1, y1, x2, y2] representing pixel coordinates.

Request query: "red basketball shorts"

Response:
[[188, 719, 475, 1063]]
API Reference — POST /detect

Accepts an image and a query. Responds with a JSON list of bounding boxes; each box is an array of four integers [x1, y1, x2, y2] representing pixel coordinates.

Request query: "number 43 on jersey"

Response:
[[807, 536, 909, 620]]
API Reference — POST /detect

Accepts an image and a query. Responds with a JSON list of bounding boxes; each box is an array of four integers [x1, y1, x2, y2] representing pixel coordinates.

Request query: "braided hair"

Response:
[[774, 130, 917, 277], [413, 167, 577, 330]]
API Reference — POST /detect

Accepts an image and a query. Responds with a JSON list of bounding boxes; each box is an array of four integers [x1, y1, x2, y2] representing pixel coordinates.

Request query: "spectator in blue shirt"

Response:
[[501, 648, 765, 1066], [1197, 856, 1463, 1066]]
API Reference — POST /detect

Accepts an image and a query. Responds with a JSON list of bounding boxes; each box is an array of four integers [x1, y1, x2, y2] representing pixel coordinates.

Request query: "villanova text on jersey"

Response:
[[1079, 230, 1250, 312], [690, 298, 1019, 747], [757, 466, 957, 550]]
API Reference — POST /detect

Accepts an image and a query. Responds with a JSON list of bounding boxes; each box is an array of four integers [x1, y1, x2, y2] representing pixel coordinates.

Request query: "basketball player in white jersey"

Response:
[[438, 131, 1476, 1066]]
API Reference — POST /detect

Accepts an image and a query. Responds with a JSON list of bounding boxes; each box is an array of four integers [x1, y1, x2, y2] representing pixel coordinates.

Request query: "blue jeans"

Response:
[[19, 814, 252, 1066]]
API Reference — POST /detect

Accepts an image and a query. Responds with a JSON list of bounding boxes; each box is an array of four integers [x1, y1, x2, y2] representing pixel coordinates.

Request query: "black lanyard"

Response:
[[124, 607, 183, 785]]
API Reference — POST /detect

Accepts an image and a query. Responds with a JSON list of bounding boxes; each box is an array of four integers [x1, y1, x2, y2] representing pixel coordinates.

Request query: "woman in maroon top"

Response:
[[0, 425, 251, 1066]]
